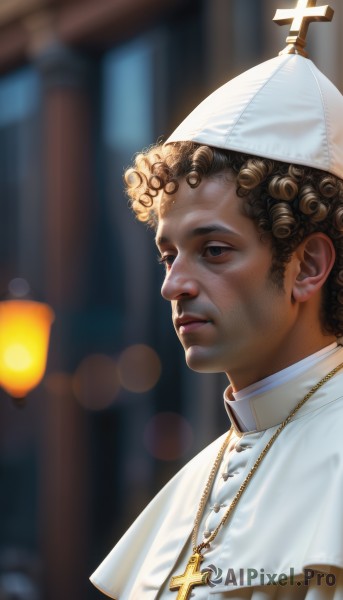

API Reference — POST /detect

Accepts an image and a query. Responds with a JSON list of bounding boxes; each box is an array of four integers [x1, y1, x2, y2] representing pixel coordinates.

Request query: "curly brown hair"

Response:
[[124, 141, 343, 336]]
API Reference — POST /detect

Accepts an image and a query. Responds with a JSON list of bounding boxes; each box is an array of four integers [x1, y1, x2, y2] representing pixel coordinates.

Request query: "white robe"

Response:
[[90, 346, 343, 599]]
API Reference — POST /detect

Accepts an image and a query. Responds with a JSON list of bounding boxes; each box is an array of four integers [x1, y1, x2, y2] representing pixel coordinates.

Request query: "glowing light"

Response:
[[4, 344, 32, 371], [0, 300, 54, 398], [118, 344, 161, 393], [73, 354, 120, 410], [143, 412, 194, 461]]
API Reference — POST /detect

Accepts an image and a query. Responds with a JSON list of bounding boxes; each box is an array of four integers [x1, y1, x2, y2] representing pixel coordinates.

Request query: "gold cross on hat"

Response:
[[274, 0, 334, 57]]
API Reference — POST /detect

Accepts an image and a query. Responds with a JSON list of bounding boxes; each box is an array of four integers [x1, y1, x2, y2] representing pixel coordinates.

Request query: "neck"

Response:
[[226, 333, 337, 393], [225, 342, 342, 433]]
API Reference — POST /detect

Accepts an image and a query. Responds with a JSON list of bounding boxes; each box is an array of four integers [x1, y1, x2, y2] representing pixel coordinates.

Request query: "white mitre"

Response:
[[167, 35, 343, 180]]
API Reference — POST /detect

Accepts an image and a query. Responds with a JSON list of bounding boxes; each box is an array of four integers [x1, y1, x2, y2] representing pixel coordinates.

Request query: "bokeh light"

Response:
[[72, 354, 120, 411], [8, 277, 30, 298], [143, 411, 194, 461], [117, 344, 161, 393], [44, 372, 73, 397], [0, 299, 54, 398]]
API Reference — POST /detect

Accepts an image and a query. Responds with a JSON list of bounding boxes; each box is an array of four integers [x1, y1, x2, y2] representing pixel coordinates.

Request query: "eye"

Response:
[[203, 245, 231, 258], [157, 254, 175, 269]]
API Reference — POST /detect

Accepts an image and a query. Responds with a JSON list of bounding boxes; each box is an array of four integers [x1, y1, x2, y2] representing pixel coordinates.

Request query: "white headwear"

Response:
[[167, 28, 343, 179]]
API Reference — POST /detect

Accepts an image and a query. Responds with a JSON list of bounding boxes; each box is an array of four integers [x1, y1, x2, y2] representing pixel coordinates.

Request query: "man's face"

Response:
[[156, 175, 300, 390]]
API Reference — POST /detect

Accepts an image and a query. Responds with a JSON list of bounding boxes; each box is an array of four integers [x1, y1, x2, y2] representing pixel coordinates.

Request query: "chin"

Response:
[[185, 346, 224, 374]]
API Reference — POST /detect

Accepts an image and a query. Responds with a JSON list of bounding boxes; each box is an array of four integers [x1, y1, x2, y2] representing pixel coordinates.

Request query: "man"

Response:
[[91, 2, 343, 598]]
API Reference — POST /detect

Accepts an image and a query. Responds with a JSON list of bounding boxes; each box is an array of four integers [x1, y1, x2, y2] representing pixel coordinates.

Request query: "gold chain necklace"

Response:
[[169, 361, 343, 600]]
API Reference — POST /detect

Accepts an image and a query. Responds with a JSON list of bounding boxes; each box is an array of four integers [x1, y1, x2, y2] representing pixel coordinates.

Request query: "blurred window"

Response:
[[0, 69, 39, 127], [0, 68, 41, 292], [103, 36, 154, 155]]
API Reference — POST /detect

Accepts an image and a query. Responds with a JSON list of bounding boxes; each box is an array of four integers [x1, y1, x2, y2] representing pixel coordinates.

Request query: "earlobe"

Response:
[[292, 234, 336, 303]]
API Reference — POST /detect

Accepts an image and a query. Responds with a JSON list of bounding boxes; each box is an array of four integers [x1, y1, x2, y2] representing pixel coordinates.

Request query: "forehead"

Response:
[[156, 174, 247, 242]]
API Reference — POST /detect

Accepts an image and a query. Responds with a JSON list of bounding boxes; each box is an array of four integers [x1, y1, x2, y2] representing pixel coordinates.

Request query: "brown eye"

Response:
[[204, 246, 230, 257], [157, 254, 175, 268], [208, 246, 223, 256]]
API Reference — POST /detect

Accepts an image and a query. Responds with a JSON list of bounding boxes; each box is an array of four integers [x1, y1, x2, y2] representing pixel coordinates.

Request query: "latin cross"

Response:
[[273, 0, 334, 57], [169, 553, 209, 600]]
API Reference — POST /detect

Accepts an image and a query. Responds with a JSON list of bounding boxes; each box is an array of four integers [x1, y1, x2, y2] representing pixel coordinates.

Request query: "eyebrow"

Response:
[[156, 225, 240, 246]]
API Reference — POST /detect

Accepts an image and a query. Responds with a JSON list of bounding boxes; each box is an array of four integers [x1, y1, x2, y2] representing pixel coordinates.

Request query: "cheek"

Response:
[[223, 275, 280, 325], [217, 269, 262, 303], [248, 283, 288, 330]]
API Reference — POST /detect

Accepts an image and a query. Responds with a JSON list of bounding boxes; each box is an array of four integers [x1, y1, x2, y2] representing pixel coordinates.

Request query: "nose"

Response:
[[161, 259, 199, 301]]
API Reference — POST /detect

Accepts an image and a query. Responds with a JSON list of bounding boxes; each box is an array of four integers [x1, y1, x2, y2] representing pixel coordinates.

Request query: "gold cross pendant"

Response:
[[169, 553, 209, 600]]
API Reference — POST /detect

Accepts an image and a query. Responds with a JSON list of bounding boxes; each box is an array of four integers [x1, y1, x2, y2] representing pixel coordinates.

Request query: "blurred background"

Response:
[[0, 0, 342, 598]]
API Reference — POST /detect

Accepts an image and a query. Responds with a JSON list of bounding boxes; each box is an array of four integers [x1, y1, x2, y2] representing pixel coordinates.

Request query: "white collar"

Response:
[[224, 343, 342, 433]]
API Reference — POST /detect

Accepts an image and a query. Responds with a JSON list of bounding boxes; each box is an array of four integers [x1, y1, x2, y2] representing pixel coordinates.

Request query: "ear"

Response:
[[292, 233, 336, 303]]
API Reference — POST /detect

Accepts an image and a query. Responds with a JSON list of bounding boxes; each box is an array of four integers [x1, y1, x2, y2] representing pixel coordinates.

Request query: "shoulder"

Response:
[[157, 430, 230, 493]]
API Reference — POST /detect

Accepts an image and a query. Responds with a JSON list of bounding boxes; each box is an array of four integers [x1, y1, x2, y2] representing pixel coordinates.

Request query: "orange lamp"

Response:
[[0, 299, 55, 398]]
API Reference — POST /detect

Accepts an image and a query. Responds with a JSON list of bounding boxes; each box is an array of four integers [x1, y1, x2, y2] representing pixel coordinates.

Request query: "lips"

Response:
[[175, 315, 210, 334]]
